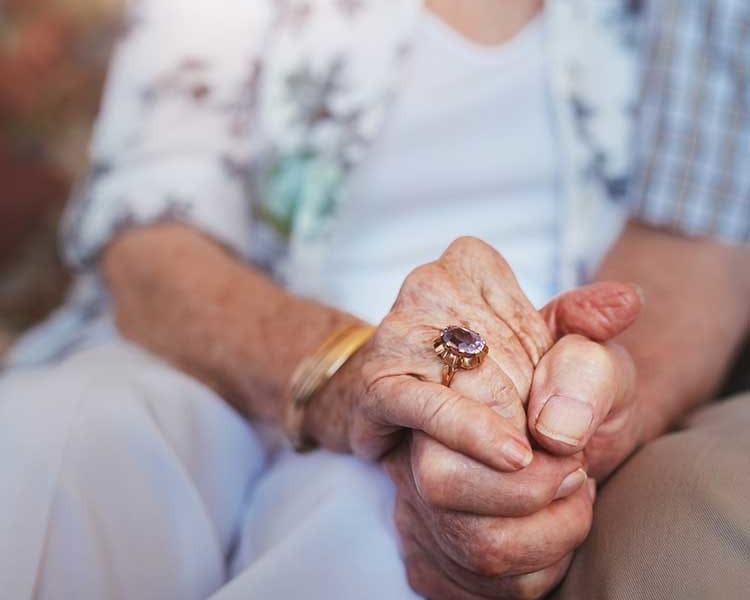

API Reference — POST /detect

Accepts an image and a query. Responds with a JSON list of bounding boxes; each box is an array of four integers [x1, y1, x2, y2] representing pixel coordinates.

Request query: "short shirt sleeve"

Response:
[[628, 0, 750, 242], [62, 0, 273, 269]]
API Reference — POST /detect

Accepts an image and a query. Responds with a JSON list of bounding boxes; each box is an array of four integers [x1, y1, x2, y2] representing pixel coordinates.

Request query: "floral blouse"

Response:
[[10, 0, 642, 367]]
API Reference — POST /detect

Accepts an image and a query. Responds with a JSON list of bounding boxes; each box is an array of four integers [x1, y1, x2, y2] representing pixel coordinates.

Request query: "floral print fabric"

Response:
[[64, 0, 639, 277], [9, 0, 641, 367]]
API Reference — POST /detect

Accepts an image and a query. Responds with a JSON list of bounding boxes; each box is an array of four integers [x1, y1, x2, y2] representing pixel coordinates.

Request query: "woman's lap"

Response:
[[0, 341, 259, 599], [213, 448, 417, 599], [2, 340, 747, 599], [0, 341, 415, 599]]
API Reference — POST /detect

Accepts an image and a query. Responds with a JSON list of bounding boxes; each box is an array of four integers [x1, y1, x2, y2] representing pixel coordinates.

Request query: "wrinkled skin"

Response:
[[346, 237, 555, 468], [108, 229, 642, 600], [331, 237, 641, 599]]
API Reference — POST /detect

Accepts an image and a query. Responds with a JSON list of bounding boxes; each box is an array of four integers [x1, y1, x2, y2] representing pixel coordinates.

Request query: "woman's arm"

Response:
[[104, 226, 565, 468], [103, 223, 363, 450], [526, 221, 750, 479]]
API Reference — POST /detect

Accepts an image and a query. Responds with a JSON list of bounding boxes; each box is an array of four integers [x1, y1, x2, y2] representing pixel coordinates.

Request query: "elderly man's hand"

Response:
[[528, 290, 642, 479]]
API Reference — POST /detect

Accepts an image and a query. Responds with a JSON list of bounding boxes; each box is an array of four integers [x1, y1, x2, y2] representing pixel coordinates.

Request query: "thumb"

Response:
[[527, 334, 636, 455], [540, 282, 644, 343]]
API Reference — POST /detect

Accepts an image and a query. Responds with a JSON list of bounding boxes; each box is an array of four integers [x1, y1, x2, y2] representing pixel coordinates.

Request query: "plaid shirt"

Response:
[[629, 0, 750, 242]]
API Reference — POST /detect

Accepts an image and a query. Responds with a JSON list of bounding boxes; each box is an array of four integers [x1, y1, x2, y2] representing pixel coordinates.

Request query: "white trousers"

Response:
[[0, 341, 419, 600]]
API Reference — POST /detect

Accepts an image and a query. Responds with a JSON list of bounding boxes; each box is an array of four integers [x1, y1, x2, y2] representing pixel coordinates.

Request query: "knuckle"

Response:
[[403, 262, 441, 290], [395, 263, 446, 311], [443, 236, 499, 268], [442, 519, 510, 577], [468, 539, 510, 577], [447, 235, 483, 253]]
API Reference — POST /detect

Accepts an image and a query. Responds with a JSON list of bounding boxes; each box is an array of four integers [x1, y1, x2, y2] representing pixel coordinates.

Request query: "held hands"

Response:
[[319, 237, 642, 599], [382, 278, 641, 599], [339, 237, 641, 477]]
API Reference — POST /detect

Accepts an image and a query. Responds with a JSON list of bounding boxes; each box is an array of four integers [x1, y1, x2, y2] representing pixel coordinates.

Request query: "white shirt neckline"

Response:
[[282, 6, 560, 320], [422, 10, 544, 65]]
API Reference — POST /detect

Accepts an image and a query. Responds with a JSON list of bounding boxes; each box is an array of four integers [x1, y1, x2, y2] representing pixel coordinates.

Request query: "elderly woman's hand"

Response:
[[528, 290, 643, 480], [318, 236, 555, 470], [311, 237, 642, 474]]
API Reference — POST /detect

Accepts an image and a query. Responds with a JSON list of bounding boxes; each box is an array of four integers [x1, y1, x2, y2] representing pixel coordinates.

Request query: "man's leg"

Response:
[[555, 393, 750, 600], [0, 341, 266, 600]]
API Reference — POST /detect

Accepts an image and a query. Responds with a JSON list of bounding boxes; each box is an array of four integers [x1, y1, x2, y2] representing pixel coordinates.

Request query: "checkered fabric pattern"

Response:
[[629, 0, 750, 242]]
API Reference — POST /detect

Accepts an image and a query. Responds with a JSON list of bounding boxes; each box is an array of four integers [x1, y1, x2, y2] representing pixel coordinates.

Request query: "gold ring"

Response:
[[433, 325, 489, 387]]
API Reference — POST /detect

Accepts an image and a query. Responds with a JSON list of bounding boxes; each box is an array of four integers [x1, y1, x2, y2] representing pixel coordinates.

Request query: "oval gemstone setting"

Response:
[[441, 326, 485, 356]]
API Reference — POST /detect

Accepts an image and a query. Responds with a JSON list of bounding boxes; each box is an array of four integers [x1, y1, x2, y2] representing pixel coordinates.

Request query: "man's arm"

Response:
[[618, 0, 750, 440], [525, 221, 750, 478], [595, 220, 750, 442]]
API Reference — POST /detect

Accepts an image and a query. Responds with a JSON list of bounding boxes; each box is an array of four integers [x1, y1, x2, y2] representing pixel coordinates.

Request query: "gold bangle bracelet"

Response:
[[285, 324, 376, 452]]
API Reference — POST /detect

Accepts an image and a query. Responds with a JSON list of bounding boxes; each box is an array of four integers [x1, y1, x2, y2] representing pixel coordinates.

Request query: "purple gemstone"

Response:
[[441, 326, 485, 355]]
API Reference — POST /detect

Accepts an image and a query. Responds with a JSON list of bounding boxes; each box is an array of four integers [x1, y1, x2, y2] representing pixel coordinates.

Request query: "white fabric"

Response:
[[61, 0, 268, 266], [0, 342, 418, 600], [286, 13, 559, 321]]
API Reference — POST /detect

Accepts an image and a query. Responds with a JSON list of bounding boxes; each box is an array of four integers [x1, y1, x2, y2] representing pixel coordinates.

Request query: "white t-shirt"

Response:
[[284, 12, 560, 323]]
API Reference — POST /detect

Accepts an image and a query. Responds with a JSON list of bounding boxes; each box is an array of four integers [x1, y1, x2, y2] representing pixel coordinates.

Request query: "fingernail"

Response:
[[554, 468, 587, 500], [587, 478, 597, 502], [536, 395, 594, 447], [502, 438, 533, 469]]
